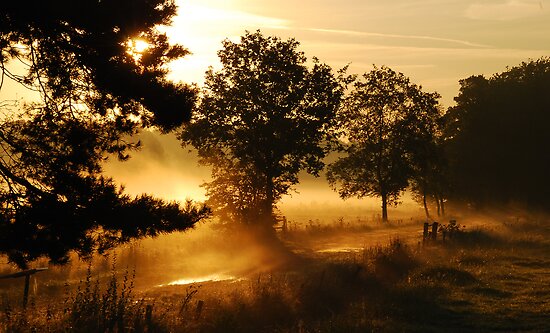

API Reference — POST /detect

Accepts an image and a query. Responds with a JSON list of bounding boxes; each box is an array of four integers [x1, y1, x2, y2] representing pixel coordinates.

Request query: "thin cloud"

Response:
[[308, 28, 490, 48], [465, 0, 544, 21], [310, 40, 548, 58], [178, 4, 290, 30]]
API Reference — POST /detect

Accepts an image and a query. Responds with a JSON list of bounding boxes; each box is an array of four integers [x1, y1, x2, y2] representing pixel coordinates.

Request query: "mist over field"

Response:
[[103, 130, 398, 209]]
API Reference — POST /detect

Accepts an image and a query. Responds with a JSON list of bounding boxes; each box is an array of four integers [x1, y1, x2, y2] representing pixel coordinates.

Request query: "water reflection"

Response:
[[160, 273, 237, 286]]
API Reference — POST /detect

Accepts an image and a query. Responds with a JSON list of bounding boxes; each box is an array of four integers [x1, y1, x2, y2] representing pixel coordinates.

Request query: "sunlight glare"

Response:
[[161, 0, 290, 84], [126, 39, 150, 62], [133, 39, 150, 53]]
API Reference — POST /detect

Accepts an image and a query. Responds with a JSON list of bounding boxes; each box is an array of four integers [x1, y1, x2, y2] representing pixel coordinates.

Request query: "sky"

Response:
[[162, 0, 550, 106], [104, 0, 550, 211]]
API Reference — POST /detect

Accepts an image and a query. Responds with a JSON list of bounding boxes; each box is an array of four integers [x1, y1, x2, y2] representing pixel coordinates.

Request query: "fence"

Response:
[[0, 267, 48, 308], [422, 220, 461, 245]]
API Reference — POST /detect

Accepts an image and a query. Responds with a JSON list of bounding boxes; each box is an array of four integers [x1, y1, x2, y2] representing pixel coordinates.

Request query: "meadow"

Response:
[[1, 210, 549, 332]]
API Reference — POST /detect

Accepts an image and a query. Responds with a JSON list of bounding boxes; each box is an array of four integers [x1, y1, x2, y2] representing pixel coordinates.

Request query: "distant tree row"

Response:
[[181, 31, 550, 229], [326, 66, 442, 222]]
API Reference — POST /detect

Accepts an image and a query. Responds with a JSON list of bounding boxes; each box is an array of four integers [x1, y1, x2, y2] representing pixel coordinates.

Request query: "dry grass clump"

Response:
[[363, 238, 418, 283]]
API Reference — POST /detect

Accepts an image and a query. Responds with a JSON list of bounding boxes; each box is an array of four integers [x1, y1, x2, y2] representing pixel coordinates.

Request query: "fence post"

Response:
[[423, 223, 430, 245], [146, 304, 153, 328], [431, 222, 439, 241], [22, 275, 30, 309], [195, 300, 204, 320], [0, 268, 48, 309]]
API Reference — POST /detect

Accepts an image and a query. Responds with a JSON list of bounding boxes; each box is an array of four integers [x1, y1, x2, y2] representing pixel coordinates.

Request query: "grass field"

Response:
[[1, 212, 550, 332]]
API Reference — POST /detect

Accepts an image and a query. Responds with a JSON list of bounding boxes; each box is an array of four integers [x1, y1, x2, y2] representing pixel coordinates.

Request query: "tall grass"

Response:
[[68, 262, 141, 332], [0, 260, 157, 333]]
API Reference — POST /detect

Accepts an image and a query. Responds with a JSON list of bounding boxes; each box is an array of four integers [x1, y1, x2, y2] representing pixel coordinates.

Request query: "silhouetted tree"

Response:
[[409, 138, 448, 219], [0, 1, 210, 268], [327, 66, 441, 222], [407, 102, 449, 219], [443, 58, 550, 209], [1, 0, 195, 130], [180, 31, 342, 228]]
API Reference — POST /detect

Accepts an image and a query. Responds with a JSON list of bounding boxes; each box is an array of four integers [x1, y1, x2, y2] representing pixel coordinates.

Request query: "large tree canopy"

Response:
[[443, 58, 550, 209], [0, 0, 196, 130], [327, 66, 441, 222], [0, 1, 210, 268], [180, 31, 342, 227]]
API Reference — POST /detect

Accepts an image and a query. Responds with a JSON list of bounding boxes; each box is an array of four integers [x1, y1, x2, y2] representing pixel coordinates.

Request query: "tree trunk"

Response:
[[381, 193, 388, 222], [435, 194, 441, 217], [263, 176, 275, 226], [423, 191, 430, 220], [440, 198, 445, 216]]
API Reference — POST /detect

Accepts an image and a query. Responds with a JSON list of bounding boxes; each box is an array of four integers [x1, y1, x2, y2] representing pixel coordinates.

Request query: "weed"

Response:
[[0, 260, 161, 333], [363, 238, 417, 283], [66, 259, 142, 332]]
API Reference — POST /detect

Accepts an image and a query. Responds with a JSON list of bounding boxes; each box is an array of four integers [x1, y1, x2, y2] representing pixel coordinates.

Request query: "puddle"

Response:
[[316, 247, 363, 253], [159, 273, 237, 287]]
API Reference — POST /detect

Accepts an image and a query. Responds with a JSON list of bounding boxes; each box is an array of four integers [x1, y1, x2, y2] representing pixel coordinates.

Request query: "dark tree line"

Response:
[[443, 58, 550, 209], [0, 0, 210, 268]]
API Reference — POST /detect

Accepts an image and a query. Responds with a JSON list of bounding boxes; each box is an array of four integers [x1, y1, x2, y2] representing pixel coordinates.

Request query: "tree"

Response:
[[408, 136, 448, 219], [1, 0, 196, 130], [327, 66, 441, 222], [180, 31, 342, 228], [406, 98, 448, 220], [443, 58, 550, 209], [0, 1, 210, 268]]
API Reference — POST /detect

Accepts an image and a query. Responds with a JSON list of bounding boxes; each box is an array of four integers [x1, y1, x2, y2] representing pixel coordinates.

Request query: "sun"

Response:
[[132, 39, 150, 53], [126, 38, 150, 62]]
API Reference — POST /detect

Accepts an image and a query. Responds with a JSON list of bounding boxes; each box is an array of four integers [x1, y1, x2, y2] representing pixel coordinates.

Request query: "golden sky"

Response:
[[163, 0, 550, 106]]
